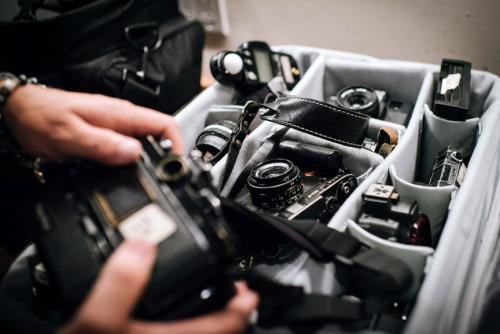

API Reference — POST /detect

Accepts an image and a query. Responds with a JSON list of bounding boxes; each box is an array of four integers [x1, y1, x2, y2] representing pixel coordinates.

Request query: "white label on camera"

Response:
[[118, 203, 177, 245], [440, 73, 462, 94]]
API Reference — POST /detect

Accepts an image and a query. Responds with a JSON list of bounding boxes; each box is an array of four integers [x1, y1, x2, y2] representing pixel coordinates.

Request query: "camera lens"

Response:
[[336, 86, 380, 117], [247, 158, 303, 209], [194, 119, 237, 163]]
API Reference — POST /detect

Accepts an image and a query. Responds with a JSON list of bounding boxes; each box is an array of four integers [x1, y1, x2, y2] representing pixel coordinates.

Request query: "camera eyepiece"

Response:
[[247, 158, 303, 209], [337, 86, 380, 117], [156, 155, 189, 182]]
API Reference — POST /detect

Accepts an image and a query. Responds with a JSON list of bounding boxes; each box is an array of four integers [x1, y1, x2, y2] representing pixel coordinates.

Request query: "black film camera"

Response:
[[358, 184, 432, 247], [30, 136, 240, 321], [429, 145, 471, 187], [235, 140, 358, 224], [326, 85, 412, 125], [210, 40, 301, 91]]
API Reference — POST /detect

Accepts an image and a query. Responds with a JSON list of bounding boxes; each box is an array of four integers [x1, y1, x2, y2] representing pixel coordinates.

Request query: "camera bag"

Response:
[[173, 45, 500, 333], [0, 0, 204, 114]]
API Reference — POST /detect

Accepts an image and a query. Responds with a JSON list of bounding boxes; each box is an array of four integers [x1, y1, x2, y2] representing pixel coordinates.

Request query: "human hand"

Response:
[[59, 239, 259, 334], [2, 84, 183, 165]]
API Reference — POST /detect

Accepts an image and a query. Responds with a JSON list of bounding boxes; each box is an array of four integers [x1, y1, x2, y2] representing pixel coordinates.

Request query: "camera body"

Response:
[[327, 85, 412, 126], [358, 184, 432, 247], [433, 59, 471, 121], [234, 140, 358, 224], [210, 41, 301, 90], [30, 136, 239, 320], [429, 145, 471, 187]]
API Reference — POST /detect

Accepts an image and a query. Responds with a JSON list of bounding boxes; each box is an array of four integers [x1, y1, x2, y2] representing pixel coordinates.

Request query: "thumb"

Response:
[[61, 239, 156, 334]]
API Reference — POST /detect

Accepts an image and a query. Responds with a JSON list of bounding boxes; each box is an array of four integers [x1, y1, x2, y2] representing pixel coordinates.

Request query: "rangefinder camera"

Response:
[[235, 140, 358, 224], [30, 136, 240, 321], [429, 145, 471, 187], [210, 40, 301, 90], [358, 184, 432, 247], [326, 85, 412, 126]]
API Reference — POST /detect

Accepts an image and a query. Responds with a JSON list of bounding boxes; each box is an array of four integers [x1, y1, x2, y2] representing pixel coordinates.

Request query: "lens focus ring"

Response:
[[247, 159, 303, 209]]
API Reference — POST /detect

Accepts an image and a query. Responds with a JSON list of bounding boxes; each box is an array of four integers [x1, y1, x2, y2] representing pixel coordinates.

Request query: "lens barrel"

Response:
[[194, 119, 236, 163], [247, 159, 303, 209]]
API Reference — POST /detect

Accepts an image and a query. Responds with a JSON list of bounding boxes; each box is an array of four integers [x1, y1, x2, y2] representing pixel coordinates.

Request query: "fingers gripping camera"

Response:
[[30, 136, 240, 321]]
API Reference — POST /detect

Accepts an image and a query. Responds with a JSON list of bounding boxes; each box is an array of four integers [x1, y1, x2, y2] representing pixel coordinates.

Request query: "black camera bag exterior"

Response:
[[0, 0, 205, 114]]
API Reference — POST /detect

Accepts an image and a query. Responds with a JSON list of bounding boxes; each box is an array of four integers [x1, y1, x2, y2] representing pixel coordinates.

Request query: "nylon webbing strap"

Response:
[[283, 219, 413, 295], [241, 271, 394, 327]]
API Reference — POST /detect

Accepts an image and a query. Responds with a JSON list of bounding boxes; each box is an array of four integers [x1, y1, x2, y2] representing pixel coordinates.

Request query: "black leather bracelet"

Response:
[[0, 72, 46, 183]]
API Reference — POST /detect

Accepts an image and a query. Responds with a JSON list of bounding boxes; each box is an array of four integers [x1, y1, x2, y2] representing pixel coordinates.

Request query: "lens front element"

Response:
[[247, 159, 303, 209]]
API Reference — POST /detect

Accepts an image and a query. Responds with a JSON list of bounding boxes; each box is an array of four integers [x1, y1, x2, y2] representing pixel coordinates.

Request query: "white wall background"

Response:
[[202, 0, 500, 80]]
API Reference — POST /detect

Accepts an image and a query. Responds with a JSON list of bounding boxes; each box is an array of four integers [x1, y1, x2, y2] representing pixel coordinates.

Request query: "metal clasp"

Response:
[[124, 22, 163, 80]]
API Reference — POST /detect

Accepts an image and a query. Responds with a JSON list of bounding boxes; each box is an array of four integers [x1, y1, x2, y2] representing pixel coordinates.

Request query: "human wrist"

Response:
[[0, 73, 46, 183]]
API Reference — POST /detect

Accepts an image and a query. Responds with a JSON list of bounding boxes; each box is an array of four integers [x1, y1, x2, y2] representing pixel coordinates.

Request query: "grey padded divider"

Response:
[[417, 104, 480, 183], [404, 70, 500, 334], [388, 165, 455, 247], [346, 219, 433, 300]]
